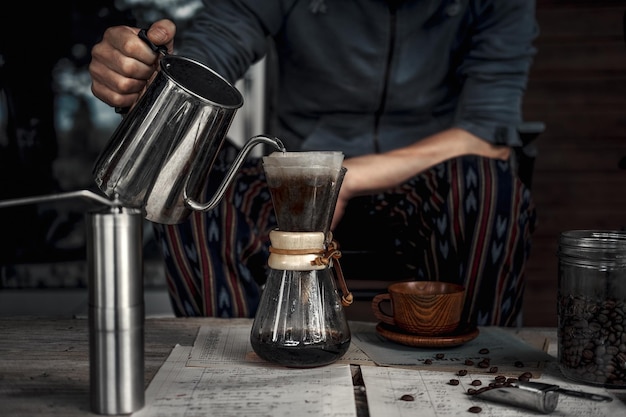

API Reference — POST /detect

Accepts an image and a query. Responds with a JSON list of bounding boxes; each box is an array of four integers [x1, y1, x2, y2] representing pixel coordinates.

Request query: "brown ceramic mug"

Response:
[[371, 281, 465, 336]]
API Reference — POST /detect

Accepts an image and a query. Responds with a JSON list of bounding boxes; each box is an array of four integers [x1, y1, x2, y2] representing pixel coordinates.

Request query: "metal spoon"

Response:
[[475, 380, 613, 414]]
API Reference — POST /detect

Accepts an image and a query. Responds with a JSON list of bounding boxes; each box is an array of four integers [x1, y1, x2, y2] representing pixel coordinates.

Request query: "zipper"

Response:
[[373, 3, 398, 153]]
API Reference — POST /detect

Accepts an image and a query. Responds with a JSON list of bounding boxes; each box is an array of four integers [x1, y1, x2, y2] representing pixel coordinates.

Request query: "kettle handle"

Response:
[[115, 29, 168, 114], [183, 135, 285, 212]]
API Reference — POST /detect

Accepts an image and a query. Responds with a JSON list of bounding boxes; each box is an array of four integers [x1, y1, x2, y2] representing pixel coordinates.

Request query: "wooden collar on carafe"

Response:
[[268, 230, 353, 307]]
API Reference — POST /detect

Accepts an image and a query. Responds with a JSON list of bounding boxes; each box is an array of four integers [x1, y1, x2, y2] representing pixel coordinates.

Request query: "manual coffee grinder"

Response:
[[0, 190, 145, 415], [250, 151, 353, 368]]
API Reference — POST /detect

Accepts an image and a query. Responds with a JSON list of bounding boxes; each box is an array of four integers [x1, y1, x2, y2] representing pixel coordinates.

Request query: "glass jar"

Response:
[[557, 230, 626, 388]]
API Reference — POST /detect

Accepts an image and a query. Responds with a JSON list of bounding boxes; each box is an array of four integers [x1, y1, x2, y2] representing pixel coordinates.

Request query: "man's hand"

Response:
[[89, 19, 176, 109]]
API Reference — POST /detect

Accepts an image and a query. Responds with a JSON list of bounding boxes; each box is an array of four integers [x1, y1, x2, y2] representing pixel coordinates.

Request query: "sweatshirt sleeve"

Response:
[[175, 0, 285, 84], [453, 0, 539, 146]]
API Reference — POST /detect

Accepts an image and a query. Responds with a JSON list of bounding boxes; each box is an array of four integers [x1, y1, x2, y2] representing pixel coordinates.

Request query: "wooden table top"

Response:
[[0, 317, 624, 416], [0, 316, 203, 416]]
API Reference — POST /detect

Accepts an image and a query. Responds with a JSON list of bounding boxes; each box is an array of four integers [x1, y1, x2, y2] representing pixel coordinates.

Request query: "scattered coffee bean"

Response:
[[514, 360, 524, 368], [400, 394, 414, 401], [449, 379, 460, 386], [519, 371, 533, 381], [494, 375, 506, 383], [477, 360, 490, 368], [470, 380, 482, 386], [458, 369, 468, 376], [468, 406, 482, 413], [479, 348, 490, 354], [435, 353, 445, 359], [424, 359, 433, 365], [488, 366, 498, 373], [464, 359, 474, 366], [467, 388, 477, 395]]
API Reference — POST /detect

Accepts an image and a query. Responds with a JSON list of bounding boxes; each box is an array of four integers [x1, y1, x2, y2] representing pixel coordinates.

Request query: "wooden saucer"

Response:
[[375, 322, 479, 348]]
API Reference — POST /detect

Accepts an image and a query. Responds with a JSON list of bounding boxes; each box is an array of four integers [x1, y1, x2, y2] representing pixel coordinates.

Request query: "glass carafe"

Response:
[[250, 152, 351, 368]]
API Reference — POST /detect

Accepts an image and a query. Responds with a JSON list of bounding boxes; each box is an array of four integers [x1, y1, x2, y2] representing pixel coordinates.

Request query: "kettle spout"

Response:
[[184, 135, 285, 212]]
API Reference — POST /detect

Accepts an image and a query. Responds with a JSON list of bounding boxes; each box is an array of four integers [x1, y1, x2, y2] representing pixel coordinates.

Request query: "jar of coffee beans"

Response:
[[557, 230, 626, 388]]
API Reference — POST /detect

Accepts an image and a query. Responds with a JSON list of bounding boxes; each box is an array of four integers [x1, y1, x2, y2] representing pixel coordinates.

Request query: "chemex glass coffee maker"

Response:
[[250, 151, 353, 368]]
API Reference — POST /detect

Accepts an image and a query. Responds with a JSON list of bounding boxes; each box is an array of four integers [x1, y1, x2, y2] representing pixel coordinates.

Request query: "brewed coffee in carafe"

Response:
[[250, 151, 351, 368]]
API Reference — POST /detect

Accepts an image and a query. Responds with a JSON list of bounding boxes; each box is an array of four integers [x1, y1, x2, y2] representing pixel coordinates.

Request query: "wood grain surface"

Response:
[[1, 317, 624, 415], [0, 317, 202, 416]]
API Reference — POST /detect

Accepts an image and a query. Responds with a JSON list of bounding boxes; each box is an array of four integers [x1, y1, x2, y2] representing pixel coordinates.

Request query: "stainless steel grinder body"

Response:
[[0, 191, 146, 415], [88, 206, 144, 415]]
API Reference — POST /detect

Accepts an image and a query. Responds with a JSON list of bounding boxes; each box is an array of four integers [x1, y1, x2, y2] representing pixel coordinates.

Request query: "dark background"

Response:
[[520, 0, 626, 326], [1, 1, 626, 326], [0, 1, 199, 283]]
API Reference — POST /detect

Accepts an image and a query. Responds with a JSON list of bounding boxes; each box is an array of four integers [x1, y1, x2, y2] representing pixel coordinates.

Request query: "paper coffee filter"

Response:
[[263, 151, 344, 169], [263, 166, 343, 188]]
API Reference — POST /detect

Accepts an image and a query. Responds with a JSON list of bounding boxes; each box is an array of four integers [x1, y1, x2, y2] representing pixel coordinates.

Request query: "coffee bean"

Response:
[[436, 353, 445, 359], [479, 348, 490, 354], [458, 369, 468, 376], [467, 388, 477, 395], [468, 406, 482, 413], [464, 359, 474, 366], [400, 394, 414, 401], [514, 360, 524, 368], [582, 349, 594, 360], [488, 366, 498, 373], [449, 379, 460, 386], [424, 359, 432, 365], [470, 380, 482, 386]]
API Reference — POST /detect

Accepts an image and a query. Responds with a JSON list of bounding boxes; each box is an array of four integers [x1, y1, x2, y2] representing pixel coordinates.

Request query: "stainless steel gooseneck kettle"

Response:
[[93, 29, 285, 224]]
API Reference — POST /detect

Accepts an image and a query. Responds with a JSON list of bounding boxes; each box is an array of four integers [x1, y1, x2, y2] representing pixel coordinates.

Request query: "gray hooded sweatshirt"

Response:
[[177, 0, 538, 157]]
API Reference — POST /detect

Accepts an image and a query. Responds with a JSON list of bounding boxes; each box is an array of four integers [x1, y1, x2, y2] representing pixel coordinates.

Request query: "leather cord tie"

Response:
[[311, 239, 353, 307]]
